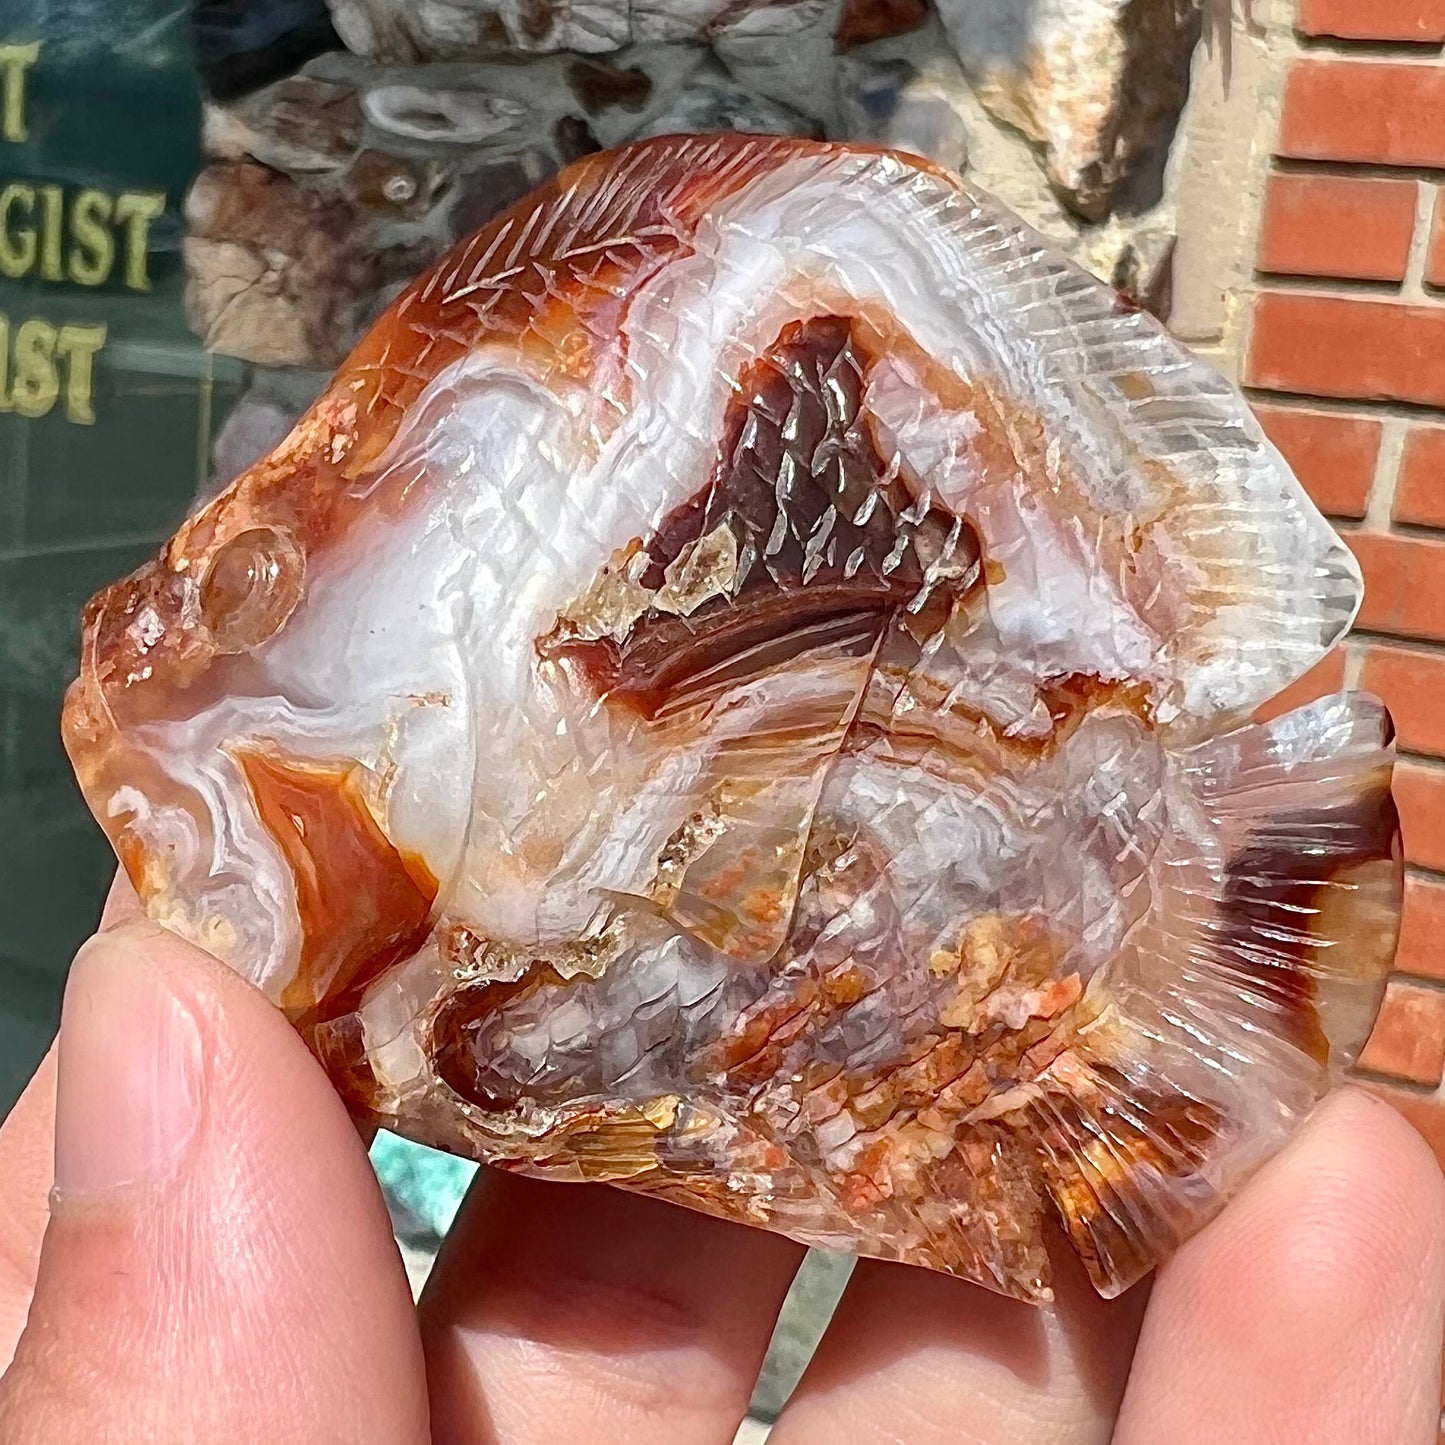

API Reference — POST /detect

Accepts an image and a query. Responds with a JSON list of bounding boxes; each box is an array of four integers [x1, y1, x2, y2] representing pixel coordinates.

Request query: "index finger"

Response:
[[1114, 1088, 1445, 1445], [768, 1228, 1145, 1445]]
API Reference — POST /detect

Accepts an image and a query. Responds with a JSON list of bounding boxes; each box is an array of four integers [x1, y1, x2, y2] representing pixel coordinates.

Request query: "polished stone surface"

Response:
[[68, 136, 1401, 1300]]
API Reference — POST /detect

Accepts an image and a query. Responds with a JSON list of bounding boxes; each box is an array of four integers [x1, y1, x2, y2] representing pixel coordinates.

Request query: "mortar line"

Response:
[[1244, 386, 1445, 421], [1365, 416, 1409, 530], [1402, 179, 1438, 300], [1275, 155, 1445, 182]]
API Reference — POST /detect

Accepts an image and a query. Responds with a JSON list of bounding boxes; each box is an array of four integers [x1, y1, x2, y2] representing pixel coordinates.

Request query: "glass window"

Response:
[[0, 3, 246, 1107]]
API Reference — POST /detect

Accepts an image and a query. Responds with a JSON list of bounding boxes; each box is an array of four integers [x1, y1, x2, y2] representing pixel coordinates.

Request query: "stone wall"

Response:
[[184, 0, 1207, 384]]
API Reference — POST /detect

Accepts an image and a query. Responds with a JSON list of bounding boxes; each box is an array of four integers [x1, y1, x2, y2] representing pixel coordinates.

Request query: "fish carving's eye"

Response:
[[199, 527, 304, 653]]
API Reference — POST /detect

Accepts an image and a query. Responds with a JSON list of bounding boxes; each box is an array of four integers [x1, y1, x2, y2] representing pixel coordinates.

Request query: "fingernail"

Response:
[[53, 931, 204, 1199]]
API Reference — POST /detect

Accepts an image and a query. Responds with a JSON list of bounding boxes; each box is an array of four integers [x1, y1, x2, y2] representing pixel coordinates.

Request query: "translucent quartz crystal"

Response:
[[64, 135, 1402, 1301]]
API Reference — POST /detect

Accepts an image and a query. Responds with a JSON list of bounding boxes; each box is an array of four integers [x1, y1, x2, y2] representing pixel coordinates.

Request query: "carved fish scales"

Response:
[[64, 134, 1401, 1301]]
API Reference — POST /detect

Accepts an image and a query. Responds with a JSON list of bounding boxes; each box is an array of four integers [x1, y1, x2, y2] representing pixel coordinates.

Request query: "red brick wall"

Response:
[[1243, 0, 1445, 1300]]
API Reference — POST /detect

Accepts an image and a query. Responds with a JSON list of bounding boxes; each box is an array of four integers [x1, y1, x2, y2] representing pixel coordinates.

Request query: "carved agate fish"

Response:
[[64, 134, 1400, 1301]]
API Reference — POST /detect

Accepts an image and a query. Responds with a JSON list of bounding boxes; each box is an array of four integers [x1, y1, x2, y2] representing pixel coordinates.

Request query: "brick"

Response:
[[1398, 874, 1445, 981], [1393, 761, 1445, 871], [1298, 0, 1445, 40], [1367, 1082, 1445, 1177], [1395, 428, 1445, 528], [1280, 60, 1445, 168], [1248, 293, 1445, 408], [1258, 174, 1416, 283], [1348, 533, 1445, 642], [1254, 648, 1347, 722], [1362, 644, 1445, 756], [1358, 981, 1445, 1086], [1254, 405, 1380, 518]]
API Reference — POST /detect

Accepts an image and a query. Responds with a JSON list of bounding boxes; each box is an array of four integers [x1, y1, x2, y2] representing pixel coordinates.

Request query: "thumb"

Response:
[[0, 923, 429, 1443]]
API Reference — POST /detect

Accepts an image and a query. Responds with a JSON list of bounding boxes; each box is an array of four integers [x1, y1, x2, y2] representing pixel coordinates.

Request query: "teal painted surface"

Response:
[[370, 1132, 480, 1247], [0, 2, 245, 1108]]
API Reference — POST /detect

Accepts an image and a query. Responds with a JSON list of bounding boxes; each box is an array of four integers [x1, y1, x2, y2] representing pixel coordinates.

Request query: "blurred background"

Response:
[[5, 0, 1445, 1431]]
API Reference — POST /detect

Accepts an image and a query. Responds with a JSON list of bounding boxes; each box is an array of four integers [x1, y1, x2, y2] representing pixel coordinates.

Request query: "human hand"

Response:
[[0, 884, 1442, 1443]]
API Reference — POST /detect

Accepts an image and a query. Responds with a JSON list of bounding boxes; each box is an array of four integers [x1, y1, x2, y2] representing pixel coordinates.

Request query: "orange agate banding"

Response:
[[234, 748, 438, 1024]]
